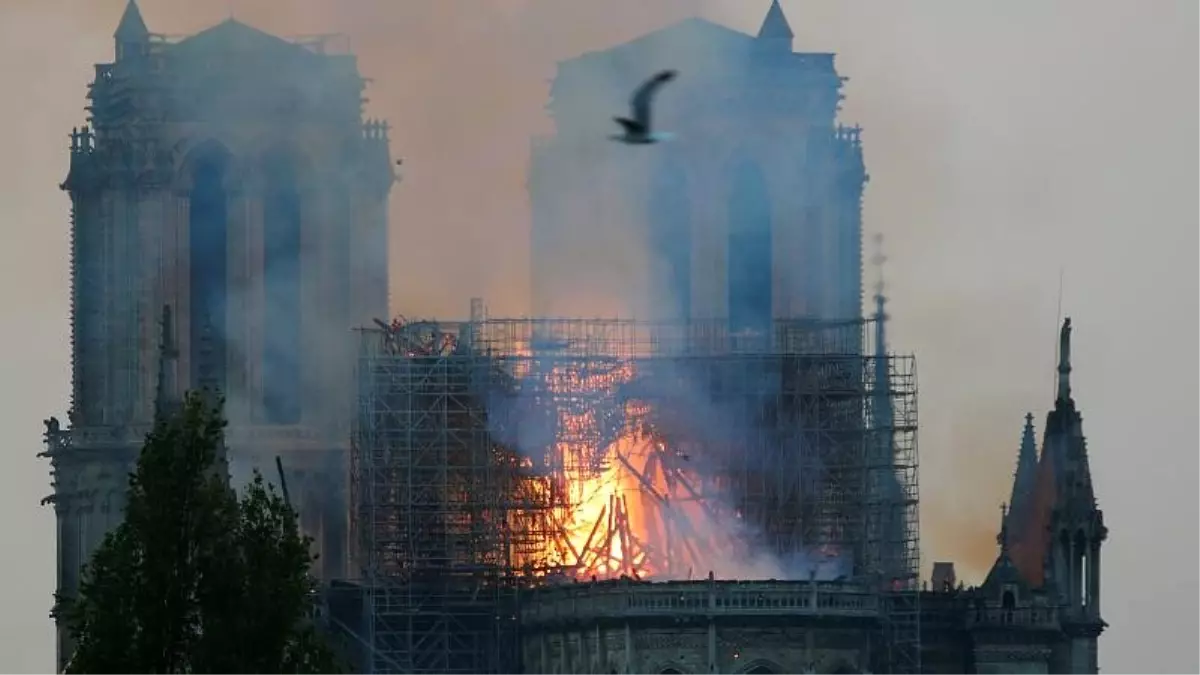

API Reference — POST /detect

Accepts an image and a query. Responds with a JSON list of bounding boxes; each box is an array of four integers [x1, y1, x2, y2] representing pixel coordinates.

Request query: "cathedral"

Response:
[[43, 2, 1106, 673]]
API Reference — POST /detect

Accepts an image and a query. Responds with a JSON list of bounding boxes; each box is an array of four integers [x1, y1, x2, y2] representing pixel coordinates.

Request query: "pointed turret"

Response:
[[1044, 317, 1094, 506], [1005, 412, 1039, 535], [1034, 317, 1106, 672], [114, 0, 150, 61], [757, 0, 794, 51], [982, 504, 1027, 594]]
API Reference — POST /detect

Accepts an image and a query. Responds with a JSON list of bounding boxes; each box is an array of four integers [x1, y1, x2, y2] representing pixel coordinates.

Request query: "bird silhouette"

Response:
[[611, 70, 678, 145]]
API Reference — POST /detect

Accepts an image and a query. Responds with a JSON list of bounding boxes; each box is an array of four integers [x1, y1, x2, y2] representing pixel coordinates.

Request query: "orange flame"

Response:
[[520, 359, 738, 581]]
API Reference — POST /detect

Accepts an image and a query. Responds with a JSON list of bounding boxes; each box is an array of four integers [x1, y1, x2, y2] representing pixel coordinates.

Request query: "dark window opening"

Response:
[[649, 159, 691, 322], [1002, 590, 1016, 610], [262, 153, 303, 424], [188, 149, 229, 395], [746, 666, 775, 675], [727, 161, 772, 336], [330, 185, 353, 323]]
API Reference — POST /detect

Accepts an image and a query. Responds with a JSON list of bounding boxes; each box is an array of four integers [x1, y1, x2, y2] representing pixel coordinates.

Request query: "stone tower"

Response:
[[44, 1, 394, 668], [530, 0, 867, 327], [1004, 318, 1108, 673]]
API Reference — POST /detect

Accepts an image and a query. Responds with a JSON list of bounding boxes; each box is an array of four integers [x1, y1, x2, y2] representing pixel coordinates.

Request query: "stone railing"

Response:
[[520, 579, 880, 627], [966, 606, 1060, 630]]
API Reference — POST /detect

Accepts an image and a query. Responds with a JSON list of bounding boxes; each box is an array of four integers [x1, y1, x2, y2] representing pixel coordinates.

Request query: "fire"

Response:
[[524, 359, 737, 582]]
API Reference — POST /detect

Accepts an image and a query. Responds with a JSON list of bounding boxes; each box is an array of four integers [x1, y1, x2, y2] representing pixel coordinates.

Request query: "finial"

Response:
[[998, 503, 1009, 552], [1056, 317, 1072, 402]]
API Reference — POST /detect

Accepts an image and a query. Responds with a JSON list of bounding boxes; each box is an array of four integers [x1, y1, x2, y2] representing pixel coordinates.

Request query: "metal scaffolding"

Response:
[[351, 316, 919, 674]]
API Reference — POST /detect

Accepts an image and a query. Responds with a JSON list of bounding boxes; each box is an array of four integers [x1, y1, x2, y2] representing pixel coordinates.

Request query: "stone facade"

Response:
[[518, 579, 875, 674], [529, 2, 866, 326]]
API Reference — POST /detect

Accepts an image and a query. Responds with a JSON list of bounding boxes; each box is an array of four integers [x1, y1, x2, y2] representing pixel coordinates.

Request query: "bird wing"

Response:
[[614, 117, 644, 136], [629, 70, 678, 130]]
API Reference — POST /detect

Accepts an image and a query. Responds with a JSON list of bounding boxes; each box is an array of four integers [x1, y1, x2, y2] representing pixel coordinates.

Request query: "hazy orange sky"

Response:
[[0, 1, 1195, 672]]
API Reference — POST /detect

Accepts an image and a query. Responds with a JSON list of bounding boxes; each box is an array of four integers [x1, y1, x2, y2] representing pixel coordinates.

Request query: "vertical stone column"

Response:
[[558, 632, 569, 673], [56, 488, 80, 672], [593, 624, 602, 673], [768, 151, 800, 321], [350, 190, 388, 327], [1088, 540, 1101, 618], [109, 188, 137, 424], [689, 160, 726, 322], [225, 181, 251, 425], [623, 622, 634, 674], [98, 190, 117, 425], [168, 191, 192, 392], [707, 622, 718, 674], [539, 632, 549, 674], [245, 192, 265, 423], [1071, 537, 1083, 611], [298, 175, 322, 428], [136, 189, 167, 422]]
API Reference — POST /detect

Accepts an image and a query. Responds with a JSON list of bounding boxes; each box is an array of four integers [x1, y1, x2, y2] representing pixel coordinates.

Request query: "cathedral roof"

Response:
[[114, 0, 149, 40], [558, 5, 826, 76], [170, 18, 317, 62], [981, 550, 1029, 594], [563, 17, 758, 71]]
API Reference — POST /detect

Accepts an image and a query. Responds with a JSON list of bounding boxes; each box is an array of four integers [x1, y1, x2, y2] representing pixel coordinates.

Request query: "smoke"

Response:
[[53, 0, 1020, 588], [480, 335, 859, 583]]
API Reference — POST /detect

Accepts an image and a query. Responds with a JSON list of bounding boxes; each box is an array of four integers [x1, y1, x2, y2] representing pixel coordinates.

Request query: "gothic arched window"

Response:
[[1002, 589, 1016, 610], [649, 155, 691, 322], [186, 141, 232, 395], [261, 148, 304, 424], [727, 159, 772, 336]]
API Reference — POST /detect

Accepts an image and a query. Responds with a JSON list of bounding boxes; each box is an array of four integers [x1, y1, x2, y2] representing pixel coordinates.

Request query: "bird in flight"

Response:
[[611, 70, 678, 145]]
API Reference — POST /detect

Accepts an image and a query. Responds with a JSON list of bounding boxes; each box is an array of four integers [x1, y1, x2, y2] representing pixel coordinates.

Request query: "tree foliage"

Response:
[[57, 392, 340, 673]]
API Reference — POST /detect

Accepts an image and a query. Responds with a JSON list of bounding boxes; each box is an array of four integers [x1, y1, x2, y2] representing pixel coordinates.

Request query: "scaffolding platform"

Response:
[[350, 316, 919, 674]]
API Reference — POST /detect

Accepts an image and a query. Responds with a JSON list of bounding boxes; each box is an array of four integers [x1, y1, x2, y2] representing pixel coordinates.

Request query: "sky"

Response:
[[0, 0, 1195, 672]]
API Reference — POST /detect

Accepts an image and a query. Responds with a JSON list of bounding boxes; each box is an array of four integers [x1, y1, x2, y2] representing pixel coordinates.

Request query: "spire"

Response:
[[981, 501, 1029, 593], [871, 234, 889, 337], [114, 0, 149, 40], [114, 0, 150, 62], [1005, 412, 1039, 534], [997, 503, 1010, 553], [1056, 317, 1072, 403], [870, 234, 892, 434], [757, 0, 794, 49]]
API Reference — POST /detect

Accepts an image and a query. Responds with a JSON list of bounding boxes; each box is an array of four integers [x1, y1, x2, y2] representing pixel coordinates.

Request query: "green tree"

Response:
[[56, 392, 340, 673]]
